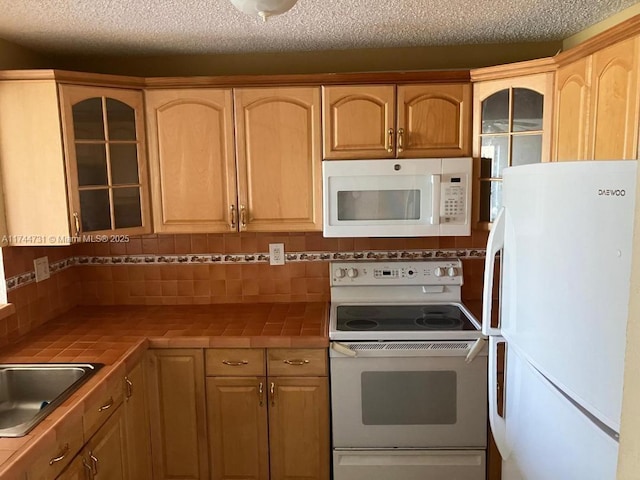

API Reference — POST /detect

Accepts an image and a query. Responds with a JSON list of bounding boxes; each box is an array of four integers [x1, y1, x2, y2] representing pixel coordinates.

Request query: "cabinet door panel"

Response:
[[146, 349, 208, 480], [268, 377, 330, 480], [59, 85, 151, 236], [322, 85, 395, 159], [146, 89, 237, 233], [590, 36, 640, 160], [554, 57, 591, 161], [235, 87, 322, 232], [206, 377, 269, 480], [124, 361, 152, 480], [397, 84, 471, 157], [86, 406, 127, 480]]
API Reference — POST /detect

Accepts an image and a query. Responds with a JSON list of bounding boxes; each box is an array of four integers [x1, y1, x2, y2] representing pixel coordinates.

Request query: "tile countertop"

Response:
[[0, 302, 329, 478]]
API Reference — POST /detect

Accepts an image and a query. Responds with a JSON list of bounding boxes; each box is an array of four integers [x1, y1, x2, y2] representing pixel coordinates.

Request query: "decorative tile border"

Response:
[[5, 249, 486, 292]]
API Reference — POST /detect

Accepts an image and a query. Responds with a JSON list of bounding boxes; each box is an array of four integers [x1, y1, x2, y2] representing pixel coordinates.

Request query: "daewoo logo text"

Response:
[[598, 189, 626, 197]]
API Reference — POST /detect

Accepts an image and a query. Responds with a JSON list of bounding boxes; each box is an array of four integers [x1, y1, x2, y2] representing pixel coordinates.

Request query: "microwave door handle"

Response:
[[430, 174, 441, 225]]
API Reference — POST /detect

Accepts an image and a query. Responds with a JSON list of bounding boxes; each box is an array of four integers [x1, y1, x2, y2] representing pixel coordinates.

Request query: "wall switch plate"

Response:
[[269, 243, 285, 266], [34, 256, 50, 282]]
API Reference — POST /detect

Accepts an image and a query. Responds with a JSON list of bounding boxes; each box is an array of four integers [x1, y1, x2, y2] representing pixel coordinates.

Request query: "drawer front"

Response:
[[82, 371, 124, 441], [267, 349, 327, 377], [26, 412, 84, 480], [206, 348, 266, 376]]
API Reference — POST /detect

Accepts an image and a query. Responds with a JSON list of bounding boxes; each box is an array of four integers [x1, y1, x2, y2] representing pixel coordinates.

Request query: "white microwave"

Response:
[[322, 158, 472, 237]]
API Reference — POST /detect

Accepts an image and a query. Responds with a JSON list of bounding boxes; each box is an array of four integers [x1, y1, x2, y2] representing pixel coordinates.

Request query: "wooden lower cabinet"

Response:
[[206, 348, 330, 480], [268, 377, 330, 480], [123, 360, 152, 480], [57, 405, 127, 480], [206, 377, 269, 480], [146, 349, 209, 480]]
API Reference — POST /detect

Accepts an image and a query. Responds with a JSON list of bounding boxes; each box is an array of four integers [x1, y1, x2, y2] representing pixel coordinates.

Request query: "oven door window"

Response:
[[361, 371, 456, 425]]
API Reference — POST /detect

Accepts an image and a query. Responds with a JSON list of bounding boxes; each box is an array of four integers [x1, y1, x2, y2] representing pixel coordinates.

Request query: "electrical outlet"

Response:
[[34, 256, 50, 282], [269, 243, 285, 266]]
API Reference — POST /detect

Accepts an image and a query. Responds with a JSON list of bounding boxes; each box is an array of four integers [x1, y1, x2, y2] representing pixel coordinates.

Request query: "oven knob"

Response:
[[335, 268, 346, 278], [434, 267, 445, 277], [447, 267, 458, 277], [347, 268, 359, 278]]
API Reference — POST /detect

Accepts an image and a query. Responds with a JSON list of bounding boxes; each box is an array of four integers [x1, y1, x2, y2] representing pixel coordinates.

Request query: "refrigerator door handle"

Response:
[[482, 207, 505, 336], [489, 336, 510, 459]]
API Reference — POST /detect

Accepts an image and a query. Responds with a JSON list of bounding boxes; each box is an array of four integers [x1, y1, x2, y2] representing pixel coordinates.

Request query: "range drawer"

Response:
[[267, 349, 327, 377], [206, 348, 266, 376]]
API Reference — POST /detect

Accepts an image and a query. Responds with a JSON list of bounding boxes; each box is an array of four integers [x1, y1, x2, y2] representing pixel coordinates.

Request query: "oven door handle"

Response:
[[330, 342, 357, 357]]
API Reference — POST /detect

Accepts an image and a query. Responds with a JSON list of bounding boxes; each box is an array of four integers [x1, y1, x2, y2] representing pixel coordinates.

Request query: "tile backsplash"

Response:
[[0, 231, 489, 346]]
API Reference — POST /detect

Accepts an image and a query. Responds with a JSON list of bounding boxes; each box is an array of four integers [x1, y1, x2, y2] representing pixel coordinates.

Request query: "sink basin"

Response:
[[0, 363, 103, 437]]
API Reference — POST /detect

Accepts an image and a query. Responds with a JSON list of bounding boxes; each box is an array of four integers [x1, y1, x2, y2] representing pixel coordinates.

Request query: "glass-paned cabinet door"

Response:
[[60, 85, 150, 236], [473, 73, 553, 226]]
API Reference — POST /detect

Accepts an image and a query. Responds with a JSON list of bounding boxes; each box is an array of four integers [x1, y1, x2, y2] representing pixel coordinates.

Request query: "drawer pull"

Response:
[[90, 452, 99, 475], [125, 376, 133, 399], [98, 396, 114, 412], [283, 359, 310, 366], [222, 360, 249, 366], [48, 443, 69, 465]]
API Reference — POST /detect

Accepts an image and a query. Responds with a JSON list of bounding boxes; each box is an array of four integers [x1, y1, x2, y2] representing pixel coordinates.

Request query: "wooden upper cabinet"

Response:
[[472, 72, 554, 226], [589, 36, 640, 160], [554, 57, 591, 161], [322, 83, 471, 159], [553, 34, 640, 161], [59, 85, 151, 236], [0, 79, 150, 244], [145, 89, 237, 233], [234, 87, 323, 232], [322, 85, 395, 159], [397, 84, 471, 157]]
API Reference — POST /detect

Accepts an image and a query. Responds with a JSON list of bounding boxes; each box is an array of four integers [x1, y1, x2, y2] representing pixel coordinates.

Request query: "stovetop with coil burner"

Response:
[[329, 259, 482, 341]]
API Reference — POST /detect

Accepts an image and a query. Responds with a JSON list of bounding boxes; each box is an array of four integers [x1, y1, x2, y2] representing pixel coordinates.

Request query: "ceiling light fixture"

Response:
[[230, 0, 298, 22]]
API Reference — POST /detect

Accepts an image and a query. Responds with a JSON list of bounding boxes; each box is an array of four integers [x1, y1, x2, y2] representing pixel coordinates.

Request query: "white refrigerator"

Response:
[[482, 160, 637, 479]]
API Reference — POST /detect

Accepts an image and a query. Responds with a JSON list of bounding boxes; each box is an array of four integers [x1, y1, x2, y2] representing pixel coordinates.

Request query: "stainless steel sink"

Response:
[[0, 363, 103, 437]]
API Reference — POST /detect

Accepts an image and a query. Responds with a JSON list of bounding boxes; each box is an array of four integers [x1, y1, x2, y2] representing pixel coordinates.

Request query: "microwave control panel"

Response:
[[440, 174, 467, 224]]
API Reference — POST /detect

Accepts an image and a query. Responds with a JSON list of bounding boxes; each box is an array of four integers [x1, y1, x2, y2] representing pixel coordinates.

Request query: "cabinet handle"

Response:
[[283, 359, 310, 366], [48, 443, 69, 466], [258, 382, 264, 406], [240, 205, 247, 229], [397, 127, 405, 153], [230, 205, 237, 230], [98, 396, 114, 412], [82, 458, 93, 479], [270, 381, 275, 406], [73, 212, 80, 236], [89, 452, 99, 475], [222, 360, 248, 366], [387, 128, 394, 153], [125, 376, 133, 400]]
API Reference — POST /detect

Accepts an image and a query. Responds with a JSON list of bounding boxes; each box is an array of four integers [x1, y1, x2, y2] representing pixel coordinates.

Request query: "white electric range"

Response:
[[329, 259, 488, 480]]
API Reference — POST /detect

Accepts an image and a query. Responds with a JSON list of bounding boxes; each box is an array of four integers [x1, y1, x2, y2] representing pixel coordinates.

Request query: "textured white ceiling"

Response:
[[0, 0, 637, 56]]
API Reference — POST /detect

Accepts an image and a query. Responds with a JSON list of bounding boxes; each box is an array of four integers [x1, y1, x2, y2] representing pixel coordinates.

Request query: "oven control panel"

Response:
[[330, 260, 463, 286]]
